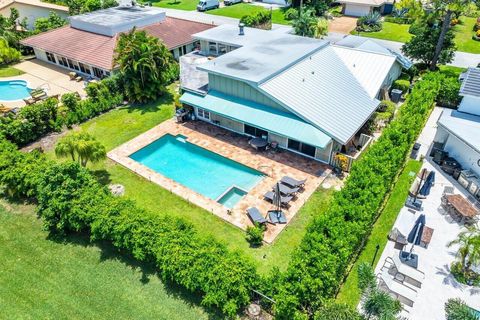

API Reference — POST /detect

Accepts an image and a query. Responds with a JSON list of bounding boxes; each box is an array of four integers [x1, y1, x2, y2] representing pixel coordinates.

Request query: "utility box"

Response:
[[391, 89, 402, 103]]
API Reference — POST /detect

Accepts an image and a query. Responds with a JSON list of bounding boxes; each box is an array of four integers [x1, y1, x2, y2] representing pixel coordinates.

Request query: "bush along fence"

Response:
[[0, 76, 123, 147], [0, 137, 259, 318], [267, 72, 443, 319]]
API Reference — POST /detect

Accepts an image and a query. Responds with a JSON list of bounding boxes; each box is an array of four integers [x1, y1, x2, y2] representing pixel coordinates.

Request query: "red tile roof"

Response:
[[21, 17, 214, 71]]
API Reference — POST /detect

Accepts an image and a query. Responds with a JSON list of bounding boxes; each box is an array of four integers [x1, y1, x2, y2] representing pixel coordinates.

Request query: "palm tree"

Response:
[[362, 290, 402, 320], [447, 226, 480, 275], [445, 298, 479, 320], [291, 8, 318, 37], [55, 132, 106, 167]]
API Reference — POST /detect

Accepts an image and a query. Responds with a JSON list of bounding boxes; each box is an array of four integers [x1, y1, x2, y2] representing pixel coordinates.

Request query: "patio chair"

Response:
[[377, 270, 417, 307], [246, 207, 267, 225], [280, 176, 307, 188], [263, 191, 293, 207], [275, 183, 300, 196], [68, 72, 77, 80], [267, 210, 287, 225], [442, 186, 454, 195], [382, 255, 425, 287]]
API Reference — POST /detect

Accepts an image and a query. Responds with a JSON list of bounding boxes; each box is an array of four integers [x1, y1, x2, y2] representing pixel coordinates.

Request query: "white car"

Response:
[[197, 0, 219, 11]]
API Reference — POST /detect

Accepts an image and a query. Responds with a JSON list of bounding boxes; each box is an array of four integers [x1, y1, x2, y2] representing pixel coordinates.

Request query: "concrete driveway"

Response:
[[328, 16, 357, 34]]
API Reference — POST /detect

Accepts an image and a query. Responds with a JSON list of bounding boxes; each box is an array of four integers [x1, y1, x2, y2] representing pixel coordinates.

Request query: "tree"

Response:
[[402, 19, 456, 67], [0, 8, 23, 49], [362, 290, 402, 320], [66, 0, 118, 15], [292, 8, 318, 37], [314, 18, 329, 38], [314, 301, 365, 320], [55, 132, 106, 167], [445, 298, 479, 320], [394, 0, 425, 21], [113, 28, 177, 103], [447, 226, 480, 276], [34, 12, 67, 33], [358, 262, 377, 294], [290, 0, 333, 15], [0, 38, 20, 65]]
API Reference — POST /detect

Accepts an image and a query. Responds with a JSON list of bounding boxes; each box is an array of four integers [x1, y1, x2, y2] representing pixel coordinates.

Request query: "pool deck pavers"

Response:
[[108, 119, 331, 243]]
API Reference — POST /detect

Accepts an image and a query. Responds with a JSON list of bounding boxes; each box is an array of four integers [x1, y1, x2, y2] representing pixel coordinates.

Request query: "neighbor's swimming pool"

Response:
[[0, 80, 31, 101], [130, 134, 264, 208]]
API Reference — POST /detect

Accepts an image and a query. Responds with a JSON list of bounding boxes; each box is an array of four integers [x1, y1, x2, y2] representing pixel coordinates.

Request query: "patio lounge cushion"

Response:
[[275, 183, 300, 195], [378, 269, 417, 306], [247, 207, 267, 224], [264, 191, 293, 206], [280, 176, 306, 188], [268, 210, 287, 224]]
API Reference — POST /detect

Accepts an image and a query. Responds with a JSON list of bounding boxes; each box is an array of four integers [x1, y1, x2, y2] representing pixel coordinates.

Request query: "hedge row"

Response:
[[240, 10, 272, 29], [0, 76, 123, 146], [272, 73, 443, 318], [0, 138, 258, 317]]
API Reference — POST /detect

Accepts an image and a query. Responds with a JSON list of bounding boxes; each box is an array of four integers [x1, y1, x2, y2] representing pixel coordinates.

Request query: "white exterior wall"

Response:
[[382, 62, 402, 89], [458, 96, 480, 116], [344, 4, 372, 17], [0, 3, 68, 30], [443, 131, 480, 177], [258, 0, 288, 5]]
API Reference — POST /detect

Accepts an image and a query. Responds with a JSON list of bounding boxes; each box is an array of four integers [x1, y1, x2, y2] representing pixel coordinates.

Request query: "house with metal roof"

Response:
[[435, 67, 480, 178], [337, 0, 394, 17], [179, 25, 406, 164], [20, 5, 214, 79]]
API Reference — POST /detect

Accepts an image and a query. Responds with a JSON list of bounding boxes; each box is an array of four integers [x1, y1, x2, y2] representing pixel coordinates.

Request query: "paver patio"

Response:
[[108, 119, 331, 243]]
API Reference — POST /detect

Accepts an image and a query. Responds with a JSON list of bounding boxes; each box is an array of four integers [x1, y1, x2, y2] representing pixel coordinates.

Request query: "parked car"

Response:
[[224, 0, 242, 5], [197, 0, 219, 11]]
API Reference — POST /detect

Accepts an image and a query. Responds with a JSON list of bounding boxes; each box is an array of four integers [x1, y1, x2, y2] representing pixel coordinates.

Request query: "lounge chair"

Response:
[[263, 191, 293, 207], [246, 207, 267, 225], [280, 176, 306, 188], [268, 210, 287, 224], [275, 183, 300, 196], [69, 72, 77, 80], [377, 270, 417, 307], [382, 255, 425, 287]]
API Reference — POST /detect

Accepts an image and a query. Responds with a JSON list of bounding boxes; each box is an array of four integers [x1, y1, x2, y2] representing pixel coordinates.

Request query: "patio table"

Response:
[[445, 194, 479, 224], [249, 137, 268, 151]]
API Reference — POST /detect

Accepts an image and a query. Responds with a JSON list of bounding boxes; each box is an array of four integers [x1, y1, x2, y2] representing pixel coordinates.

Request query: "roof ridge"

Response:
[[166, 16, 216, 28], [332, 43, 396, 58]]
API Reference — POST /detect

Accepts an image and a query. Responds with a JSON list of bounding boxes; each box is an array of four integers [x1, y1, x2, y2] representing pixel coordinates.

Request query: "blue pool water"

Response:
[[218, 187, 247, 209], [470, 307, 480, 318], [0, 80, 31, 101], [130, 134, 264, 206]]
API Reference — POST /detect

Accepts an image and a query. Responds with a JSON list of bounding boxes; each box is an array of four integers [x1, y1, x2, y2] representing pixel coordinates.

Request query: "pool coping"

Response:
[[108, 119, 330, 243]]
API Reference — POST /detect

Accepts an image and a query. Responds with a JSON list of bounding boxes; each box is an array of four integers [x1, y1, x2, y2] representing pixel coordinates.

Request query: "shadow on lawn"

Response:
[[47, 231, 225, 320], [91, 169, 112, 186], [125, 91, 175, 115]]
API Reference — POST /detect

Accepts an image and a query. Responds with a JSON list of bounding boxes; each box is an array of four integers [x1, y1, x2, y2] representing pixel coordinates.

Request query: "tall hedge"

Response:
[[0, 139, 258, 317], [272, 73, 443, 318]]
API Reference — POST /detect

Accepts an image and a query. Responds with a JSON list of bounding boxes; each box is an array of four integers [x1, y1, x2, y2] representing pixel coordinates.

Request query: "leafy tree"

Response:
[[113, 28, 177, 103], [34, 12, 67, 33], [66, 0, 118, 15], [292, 8, 318, 37], [315, 18, 329, 38], [394, 0, 425, 21], [0, 38, 20, 65], [290, 0, 333, 15], [55, 131, 106, 167], [402, 19, 456, 67], [445, 298, 479, 320], [362, 290, 402, 320], [314, 301, 365, 320], [0, 8, 23, 49], [447, 226, 480, 276]]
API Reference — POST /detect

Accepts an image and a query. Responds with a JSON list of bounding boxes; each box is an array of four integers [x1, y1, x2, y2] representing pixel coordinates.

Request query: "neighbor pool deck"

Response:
[[108, 119, 330, 243]]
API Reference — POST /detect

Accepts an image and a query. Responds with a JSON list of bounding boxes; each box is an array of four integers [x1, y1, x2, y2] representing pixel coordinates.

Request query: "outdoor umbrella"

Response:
[[419, 171, 435, 196], [407, 214, 426, 245], [272, 183, 282, 213]]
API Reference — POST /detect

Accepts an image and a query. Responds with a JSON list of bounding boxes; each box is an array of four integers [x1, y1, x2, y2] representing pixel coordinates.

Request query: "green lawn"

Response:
[[452, 16, 480, 54], [0, 202, 211, 320], [336, 159, 422, 306], [47, 88, 333, 274], [207, 4, 291, 25], [150, 0, 198, 11], [356, 16, 480, 54], [0, 65, 24, 77]]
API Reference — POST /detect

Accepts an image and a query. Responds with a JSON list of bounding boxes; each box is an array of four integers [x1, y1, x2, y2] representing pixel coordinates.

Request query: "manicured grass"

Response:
[[452, 16, 480, 54], [47, 88, 333, 274], [150, 0, 199, 11], [439, 65, 466, 78], [0, 202, 211, 319], [336, 159, 422, 306], [353, 21, 413, 43], [0, 65, 24, 77], [207, 4, 291, 25]]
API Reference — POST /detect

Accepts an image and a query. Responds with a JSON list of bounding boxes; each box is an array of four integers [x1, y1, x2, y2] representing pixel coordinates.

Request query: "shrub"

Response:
[[445, 298, 479, 320], [436, 76, 461, 107], [284, 7, 298, 20], [246, 223, 265, 246], [0, 38, 21, 65], [392, 79, 410, 93], [240, 10, 272, 29], [357, 12, 383, 32]]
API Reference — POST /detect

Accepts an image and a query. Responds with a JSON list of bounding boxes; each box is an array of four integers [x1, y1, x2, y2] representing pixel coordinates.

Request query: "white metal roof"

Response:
[[438, 109, 480, 153], [332, 45, 396, 98], [460, 67, 480, 98], [194, 25, 327, 84], [259, 45, 380, 144]]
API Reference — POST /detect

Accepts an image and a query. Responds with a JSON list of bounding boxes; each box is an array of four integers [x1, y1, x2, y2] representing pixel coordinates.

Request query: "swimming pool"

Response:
[[0, 80, 31, 101], [130, 134, 264, 207]]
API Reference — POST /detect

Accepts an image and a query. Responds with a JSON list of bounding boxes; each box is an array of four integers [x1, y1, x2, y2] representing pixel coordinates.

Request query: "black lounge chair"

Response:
[[275, 183, 299, 196], [247, 207, 267, 225], [264, 191, 293, 207], [280, 176, 307, 188], [268, 210, 287, 224]]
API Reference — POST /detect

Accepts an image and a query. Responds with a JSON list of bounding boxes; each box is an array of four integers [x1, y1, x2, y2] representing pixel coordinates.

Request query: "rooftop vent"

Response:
[[239, 23, 245, 36]]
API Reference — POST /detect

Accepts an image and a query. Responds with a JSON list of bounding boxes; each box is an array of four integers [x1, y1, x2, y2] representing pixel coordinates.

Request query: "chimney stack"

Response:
[[239, 23, 245, 36]]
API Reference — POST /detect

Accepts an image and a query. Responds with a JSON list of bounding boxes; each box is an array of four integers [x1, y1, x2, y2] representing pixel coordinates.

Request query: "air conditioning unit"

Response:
[[458, 170, 477, 189]]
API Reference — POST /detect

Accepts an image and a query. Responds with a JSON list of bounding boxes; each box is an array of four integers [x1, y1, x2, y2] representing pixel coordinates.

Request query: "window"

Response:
[[58, 56, 68, 67], [92, 67, 104, 78], [197, 108, 210, 120], [218, 43, 227, 55], [288, 139, 316, 157], [78, 62, 91, 75], [46, 52, 56, 63], [67, 59, 79, 71], [208, 42, 217, 55], [244, 124, 268, 139]]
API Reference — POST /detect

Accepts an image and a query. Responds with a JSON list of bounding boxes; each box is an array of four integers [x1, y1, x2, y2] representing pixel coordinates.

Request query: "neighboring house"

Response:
[[435, 67, 480, 181], [0, 0, 69, 29], [20, 5, 214, 78], [337, 0, 393, 17], [179, 25, 406, 164]]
